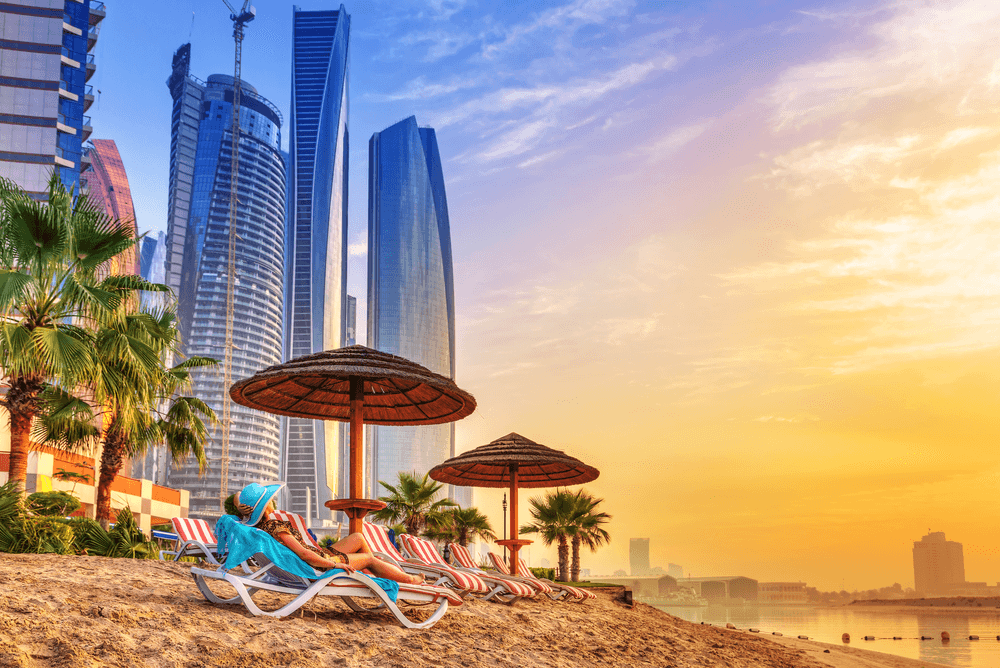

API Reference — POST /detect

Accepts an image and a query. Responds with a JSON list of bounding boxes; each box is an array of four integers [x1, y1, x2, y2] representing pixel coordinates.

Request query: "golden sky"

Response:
[[447, 0, 1000, 591]]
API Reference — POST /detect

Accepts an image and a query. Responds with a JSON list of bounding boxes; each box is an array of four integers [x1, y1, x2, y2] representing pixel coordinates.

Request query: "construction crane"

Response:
[[219, 0, 255, 513]]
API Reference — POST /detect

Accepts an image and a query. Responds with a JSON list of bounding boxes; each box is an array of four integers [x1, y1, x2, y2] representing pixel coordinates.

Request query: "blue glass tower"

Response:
[[367, 116, 458, 498], [165, 51, 286, 519], [283, 5, 350, 521], [0, 1, 104, 197]]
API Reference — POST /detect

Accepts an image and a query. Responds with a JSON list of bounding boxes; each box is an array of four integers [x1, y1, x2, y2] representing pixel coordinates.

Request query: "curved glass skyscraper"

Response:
[[367, 116, 458, 498], [165, 49, 286, 519], [283, 5, 350, 521]]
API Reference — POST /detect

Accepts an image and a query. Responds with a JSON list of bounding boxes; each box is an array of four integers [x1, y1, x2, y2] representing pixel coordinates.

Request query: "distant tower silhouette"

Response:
[[630, 538, 650, 576], [913, 531, 965, 595]]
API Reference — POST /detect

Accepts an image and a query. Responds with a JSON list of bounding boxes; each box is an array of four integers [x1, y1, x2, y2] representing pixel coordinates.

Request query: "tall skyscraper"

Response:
[[345, 295, 356, 347], [367, 116, 456, 495], [80, 139, 138, 274], [913, 531, 966, 595], [283, 5, 351, 521], [630, 538, 650, 575], [164, 45, 286, 520], [0, 0, 104, 197]]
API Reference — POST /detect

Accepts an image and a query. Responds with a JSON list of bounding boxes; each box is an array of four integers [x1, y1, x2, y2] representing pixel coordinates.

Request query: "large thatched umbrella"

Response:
[[230, 345, 477, 532], [428, 432, 599, 576]]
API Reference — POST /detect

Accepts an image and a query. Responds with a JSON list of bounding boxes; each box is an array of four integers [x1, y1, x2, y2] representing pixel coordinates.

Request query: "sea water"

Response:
[[651, 603, 1000, 667]]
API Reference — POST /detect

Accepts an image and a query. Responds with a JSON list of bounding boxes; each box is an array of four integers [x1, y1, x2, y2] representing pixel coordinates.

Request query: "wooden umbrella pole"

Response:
[[349, 375, 364, 533], [509, 464, 519, 576]]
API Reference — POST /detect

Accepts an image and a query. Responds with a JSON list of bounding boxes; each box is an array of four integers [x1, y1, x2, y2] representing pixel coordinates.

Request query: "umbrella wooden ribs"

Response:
[[429, 432, 599, 577], [230, 345, 477, 533]]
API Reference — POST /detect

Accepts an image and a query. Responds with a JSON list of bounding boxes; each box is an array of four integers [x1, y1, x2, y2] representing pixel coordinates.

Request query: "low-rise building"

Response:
[[758, 582, 808, 604]]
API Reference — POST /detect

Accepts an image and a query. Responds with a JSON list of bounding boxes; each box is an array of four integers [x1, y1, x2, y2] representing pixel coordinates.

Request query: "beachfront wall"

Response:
[[677, 576, 759, 603], [0, 436, 190, 535]]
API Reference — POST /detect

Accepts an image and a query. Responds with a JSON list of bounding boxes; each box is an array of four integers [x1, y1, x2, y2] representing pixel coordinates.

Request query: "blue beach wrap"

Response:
[[214, 514, 400, 602]]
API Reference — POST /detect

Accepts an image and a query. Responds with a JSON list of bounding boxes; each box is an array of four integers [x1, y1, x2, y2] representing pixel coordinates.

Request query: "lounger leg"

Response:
[[482, 584, 519, 605], [192, 572, 244, 605], [350, 573, 450, 629]]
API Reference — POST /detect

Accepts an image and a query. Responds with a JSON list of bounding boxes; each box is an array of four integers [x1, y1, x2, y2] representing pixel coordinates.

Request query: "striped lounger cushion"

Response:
[[172, 517, 217, 546], [518, 557, 593, 599], [270, 510, 321, 549], [397, 534, 497, 594]]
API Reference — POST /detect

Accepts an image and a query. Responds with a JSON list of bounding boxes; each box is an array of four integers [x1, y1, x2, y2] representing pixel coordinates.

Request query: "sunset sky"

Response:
[[93, 0, 1000, 591]]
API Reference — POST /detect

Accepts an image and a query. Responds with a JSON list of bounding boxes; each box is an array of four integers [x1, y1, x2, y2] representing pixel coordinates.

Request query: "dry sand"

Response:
[[0, 553, 948, 668]]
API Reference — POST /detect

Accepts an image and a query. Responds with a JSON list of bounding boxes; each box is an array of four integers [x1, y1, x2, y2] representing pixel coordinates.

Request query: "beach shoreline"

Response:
[[0, 553, 953, 667]]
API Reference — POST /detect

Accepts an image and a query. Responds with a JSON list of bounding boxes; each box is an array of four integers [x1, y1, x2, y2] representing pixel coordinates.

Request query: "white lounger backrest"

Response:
[[171, 517, 216, 545]]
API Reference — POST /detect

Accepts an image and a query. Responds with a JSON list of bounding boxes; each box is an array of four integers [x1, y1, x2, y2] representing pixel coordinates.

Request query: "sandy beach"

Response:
[[0, 553, 955, 668]]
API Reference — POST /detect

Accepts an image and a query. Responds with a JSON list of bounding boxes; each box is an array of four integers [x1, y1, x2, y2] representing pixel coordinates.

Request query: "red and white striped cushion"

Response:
[[397, 535, 489, 594], [518, 557, 591, 599], [270, 510, 320, 549], [171, 517, 216, 545], [449, 543, 478, 570], [489, 552, 511, 575], [397, 582, 464, 607], [362, 522, 406, 562]]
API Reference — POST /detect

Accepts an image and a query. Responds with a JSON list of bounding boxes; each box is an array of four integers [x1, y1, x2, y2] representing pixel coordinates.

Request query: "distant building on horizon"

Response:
[[164, 44, 286, 520], [668, 563, 684, 579], [0, 0, 104, 197], [282, 5, 351, 522], [630, 538, 650, 576], [81, 139, 138, 274], [913, 531, 966, 595], [758, 582, 808, 605], [366, 116, 457, 501]]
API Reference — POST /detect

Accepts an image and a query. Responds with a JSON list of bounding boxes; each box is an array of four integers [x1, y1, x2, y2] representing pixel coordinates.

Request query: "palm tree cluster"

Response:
[[373, 472, 496, 548], [0, 176, 216, 529], [520, 489, 611, 583]]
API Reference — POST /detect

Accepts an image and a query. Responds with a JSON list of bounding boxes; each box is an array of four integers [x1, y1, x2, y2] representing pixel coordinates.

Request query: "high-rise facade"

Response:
[[80, 139, 138, 274], [283, 5, 350, 521], [913, 531, 966, 595], [367, 116, 456, 495], [630, 538, 650, 575], [164, 45, 286, 520], [0, 0, 104, 197]]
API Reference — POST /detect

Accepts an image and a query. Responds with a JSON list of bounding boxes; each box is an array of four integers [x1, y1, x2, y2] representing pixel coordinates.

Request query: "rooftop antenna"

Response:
[[218, 0, 255, 513]]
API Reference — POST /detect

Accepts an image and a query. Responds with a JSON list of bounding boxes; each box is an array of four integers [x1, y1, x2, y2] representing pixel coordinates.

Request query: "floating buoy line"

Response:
[[713, 627, 995, 643]]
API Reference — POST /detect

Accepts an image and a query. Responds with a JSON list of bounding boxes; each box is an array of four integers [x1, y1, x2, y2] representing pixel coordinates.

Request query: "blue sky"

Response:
[[90, 0, 1000, 588]]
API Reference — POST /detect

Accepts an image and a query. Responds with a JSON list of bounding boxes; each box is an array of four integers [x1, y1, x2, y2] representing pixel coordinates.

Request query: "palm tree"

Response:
[[520, 489, 577, 582], [373, 472, 457, 535], [0, 175, 145, 493], [42, 307, 216, 528], [425, 506, 497, 547], [567, 490, 611, 582]]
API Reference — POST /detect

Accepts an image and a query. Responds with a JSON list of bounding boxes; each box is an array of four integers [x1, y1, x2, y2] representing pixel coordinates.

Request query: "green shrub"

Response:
[[530, 566, 556, 580], [78, 507, 157, 559], [26, 490, 81, 517]]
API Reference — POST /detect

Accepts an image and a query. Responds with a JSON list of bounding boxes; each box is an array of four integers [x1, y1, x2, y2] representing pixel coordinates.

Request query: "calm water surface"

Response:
[[651, 603, 1000, 667]]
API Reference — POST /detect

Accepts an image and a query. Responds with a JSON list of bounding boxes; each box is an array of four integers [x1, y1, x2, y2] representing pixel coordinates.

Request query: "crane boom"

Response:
[[220, 2, 255, 512]]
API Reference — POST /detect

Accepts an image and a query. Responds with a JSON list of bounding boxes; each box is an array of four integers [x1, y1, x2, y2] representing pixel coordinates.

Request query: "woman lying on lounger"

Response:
[[235, 482, 424, 585]]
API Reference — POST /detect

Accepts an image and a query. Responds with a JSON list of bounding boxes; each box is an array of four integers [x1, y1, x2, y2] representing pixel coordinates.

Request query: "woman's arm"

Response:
[[276, 532, 352, 571]]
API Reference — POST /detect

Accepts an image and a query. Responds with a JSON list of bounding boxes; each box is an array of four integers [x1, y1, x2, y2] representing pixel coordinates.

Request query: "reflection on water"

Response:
[[651, 604, 1000, 667]]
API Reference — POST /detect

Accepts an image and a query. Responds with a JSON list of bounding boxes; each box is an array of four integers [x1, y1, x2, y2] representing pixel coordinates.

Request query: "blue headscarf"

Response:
[[215, 515, 399, 601]]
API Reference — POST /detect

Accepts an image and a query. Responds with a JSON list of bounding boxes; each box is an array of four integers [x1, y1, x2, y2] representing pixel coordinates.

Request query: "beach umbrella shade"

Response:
[[428, 432, 599, 576], [230, 345, 477, 532]]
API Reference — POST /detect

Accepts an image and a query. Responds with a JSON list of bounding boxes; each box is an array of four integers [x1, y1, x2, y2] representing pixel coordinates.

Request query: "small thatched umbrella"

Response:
[[428, 432, 599, 576], [230, 345, 477, 532]]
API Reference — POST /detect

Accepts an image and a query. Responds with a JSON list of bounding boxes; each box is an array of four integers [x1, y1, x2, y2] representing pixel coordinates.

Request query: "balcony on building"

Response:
[[87, 24, 100, 51], [89, 1, 106, 25], [81, 116, 93, 141], [83, 85, 94, 112], [85, 53, 96, 82]]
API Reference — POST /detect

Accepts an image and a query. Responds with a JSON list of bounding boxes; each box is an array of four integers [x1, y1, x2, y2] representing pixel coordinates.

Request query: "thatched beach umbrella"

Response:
[[428, 432, 599, 576], [230, 345, 477, 532]]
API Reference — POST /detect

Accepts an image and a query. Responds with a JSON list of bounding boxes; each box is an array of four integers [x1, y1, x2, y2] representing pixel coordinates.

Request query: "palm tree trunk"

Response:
[[557, 536, 570, 582], [5, 377, 43, 494], [96, 428, 127, 530], [571, 534, 581, 582]]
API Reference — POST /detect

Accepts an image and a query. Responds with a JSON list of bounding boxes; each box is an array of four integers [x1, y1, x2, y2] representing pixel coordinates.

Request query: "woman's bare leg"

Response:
[[344, 553, 421, 585], [333, 533, 372, 555]]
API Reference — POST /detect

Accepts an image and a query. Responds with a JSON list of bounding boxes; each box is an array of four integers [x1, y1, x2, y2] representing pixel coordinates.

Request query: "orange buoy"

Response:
[[942, 632, 950, 641], [842, 633, 850, 643]]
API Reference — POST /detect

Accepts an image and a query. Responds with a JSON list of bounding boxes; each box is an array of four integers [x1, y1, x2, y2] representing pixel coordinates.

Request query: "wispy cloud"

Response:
[[640, 120, 711, 162], [367, 75, 479, 102]]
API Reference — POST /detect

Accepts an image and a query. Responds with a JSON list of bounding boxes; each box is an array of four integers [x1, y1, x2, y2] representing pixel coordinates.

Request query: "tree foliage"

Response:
[[373, 472, 457, 535]]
